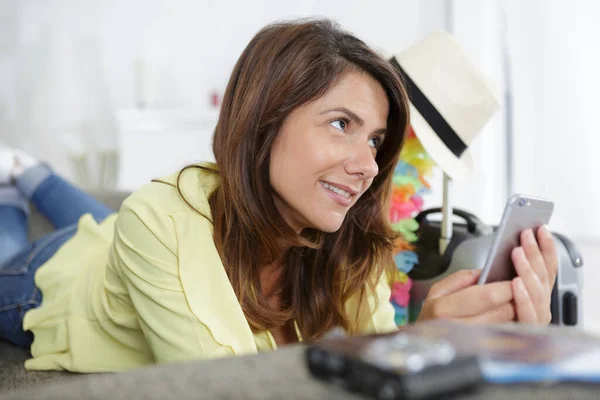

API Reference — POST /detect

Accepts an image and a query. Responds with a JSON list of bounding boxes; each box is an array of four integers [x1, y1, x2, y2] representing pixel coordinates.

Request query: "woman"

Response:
[[0, 19, 557, 373]]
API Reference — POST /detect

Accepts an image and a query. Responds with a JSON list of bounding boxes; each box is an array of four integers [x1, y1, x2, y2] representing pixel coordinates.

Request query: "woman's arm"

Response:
[[109, 199, 225, 364]]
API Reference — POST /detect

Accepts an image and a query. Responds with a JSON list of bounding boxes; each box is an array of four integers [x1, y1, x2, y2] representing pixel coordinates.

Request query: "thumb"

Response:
[[428, 269, 482, 299]]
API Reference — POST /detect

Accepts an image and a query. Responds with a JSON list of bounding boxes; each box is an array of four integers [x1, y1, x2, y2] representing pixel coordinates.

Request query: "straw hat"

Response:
[[390, 31, 501, 181]]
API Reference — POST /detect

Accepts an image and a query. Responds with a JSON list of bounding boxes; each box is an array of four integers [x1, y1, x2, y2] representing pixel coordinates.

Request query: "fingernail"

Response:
[[515, 277, 525, 292]]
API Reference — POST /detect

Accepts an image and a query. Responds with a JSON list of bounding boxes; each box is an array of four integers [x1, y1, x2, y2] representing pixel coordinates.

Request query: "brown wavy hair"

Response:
[[180, 19, 409, 340]]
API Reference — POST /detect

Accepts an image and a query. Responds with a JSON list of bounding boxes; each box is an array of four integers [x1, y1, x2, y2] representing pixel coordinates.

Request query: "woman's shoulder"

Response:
[[120, 162, 220, 221]]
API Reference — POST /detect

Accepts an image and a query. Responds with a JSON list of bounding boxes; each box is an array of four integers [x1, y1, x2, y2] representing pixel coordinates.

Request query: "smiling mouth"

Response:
[[320, 181, 353, 198]]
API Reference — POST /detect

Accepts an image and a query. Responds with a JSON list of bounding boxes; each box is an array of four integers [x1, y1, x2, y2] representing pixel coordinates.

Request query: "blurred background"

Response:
[[0, 0, 598, 327]]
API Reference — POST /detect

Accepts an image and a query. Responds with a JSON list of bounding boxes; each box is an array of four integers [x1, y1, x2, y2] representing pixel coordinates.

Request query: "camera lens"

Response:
[[518, 199, 527, 206]]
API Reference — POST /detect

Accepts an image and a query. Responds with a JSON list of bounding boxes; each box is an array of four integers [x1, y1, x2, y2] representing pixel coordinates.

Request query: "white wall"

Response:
[[505, 0, 600, 242], [0, 0, 451, 188], [0, 0, 449, 111], [3, 0, 598, 243]]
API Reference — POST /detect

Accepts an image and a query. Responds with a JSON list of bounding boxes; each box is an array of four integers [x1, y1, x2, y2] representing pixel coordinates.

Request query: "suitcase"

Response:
[[407, 208, 584, 327]]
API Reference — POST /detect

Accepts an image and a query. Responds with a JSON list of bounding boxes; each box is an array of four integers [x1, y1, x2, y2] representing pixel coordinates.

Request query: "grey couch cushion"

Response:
[[4, 339, 600, 400], [1, 344, 364, 400], [0, 341, 78, 392]]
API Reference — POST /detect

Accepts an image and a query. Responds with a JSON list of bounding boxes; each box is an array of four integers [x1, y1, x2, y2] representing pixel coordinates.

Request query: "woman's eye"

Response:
[[329, 118, 348, 131], [369, 136, 380, 148]]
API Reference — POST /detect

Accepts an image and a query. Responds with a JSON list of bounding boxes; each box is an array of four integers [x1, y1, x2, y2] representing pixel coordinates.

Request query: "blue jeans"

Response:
[[0, 165, 113, 348]]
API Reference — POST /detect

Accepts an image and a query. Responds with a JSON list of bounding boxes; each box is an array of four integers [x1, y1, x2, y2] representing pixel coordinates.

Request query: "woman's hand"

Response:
[[417, 226, 558, 325], [417, 269, 516, 324], [510, 226, 558, 324]]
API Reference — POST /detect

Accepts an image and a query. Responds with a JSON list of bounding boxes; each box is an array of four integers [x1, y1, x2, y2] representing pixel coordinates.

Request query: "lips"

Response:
[[320, 181, 358, 207]]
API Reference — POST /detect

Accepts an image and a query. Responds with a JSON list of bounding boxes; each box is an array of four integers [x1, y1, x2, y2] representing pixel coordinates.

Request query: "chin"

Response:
[[318, 225, 342, 233], [311, 218, 345, 233]]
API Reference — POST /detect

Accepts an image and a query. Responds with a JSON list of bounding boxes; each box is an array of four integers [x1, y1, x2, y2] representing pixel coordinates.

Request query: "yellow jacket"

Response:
[[23, 165, 396, 372]]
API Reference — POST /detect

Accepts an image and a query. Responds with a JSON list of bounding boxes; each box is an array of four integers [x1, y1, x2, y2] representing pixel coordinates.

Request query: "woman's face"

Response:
[[270, 70, 389, 233]]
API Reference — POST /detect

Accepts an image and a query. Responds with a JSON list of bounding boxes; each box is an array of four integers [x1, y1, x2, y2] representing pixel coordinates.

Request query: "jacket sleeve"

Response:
[[109, 196, 222, 364]]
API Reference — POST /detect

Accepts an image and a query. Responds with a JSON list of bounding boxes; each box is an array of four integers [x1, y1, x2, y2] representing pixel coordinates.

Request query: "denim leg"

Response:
[[0, 187, 30, 266], [0, 224, 77, 348], [16, 164, 114, 229]]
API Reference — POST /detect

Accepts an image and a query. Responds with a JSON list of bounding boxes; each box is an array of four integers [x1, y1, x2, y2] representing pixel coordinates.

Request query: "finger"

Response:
[[520, 228, 547, 286], [512, 277, 540, 323], [512, 246, 545, 309], [457, 302, 515, 324], [428, 269, 482, 299], [430, 281, 513, 319], [537, 225, 559, 287]]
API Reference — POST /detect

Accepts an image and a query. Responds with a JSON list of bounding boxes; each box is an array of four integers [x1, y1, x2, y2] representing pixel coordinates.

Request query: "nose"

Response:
[[344, 142, 379, 180]]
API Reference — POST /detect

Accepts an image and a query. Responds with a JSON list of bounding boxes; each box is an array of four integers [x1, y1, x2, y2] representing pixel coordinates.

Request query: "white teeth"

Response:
[[322, 182, 351, 198]]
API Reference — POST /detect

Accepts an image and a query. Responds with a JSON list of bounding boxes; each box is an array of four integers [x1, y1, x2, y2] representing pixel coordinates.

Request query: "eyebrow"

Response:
[[321, 107, 387, 136]]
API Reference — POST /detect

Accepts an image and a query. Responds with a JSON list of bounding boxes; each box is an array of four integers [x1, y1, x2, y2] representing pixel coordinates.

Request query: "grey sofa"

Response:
[[1, 191, 600, 399]]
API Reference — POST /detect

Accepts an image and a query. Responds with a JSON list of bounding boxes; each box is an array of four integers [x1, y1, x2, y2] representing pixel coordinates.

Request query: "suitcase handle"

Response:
[[552, 232, 584, 268], [415, 208, 484, 234]]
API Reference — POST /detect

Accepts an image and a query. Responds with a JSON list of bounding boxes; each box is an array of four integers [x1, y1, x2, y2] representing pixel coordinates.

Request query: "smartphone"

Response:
[[478, 194, 554, 285]]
